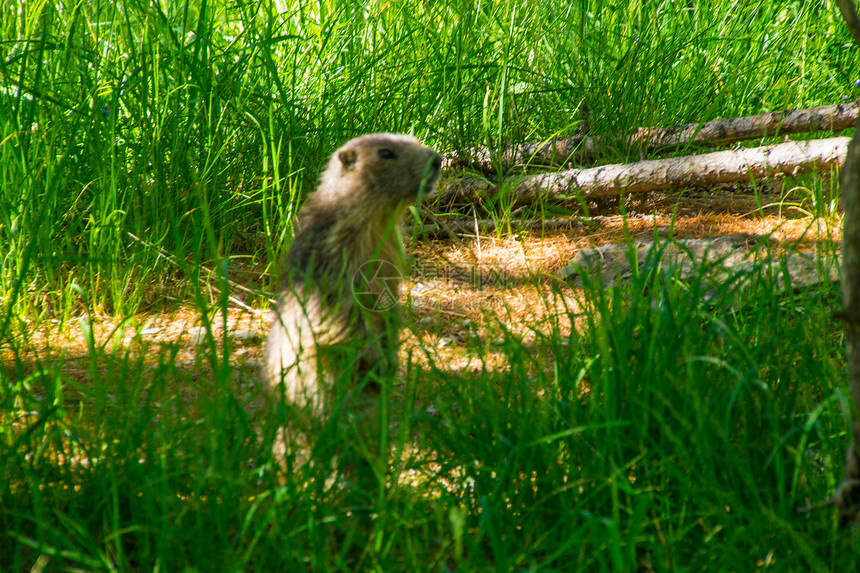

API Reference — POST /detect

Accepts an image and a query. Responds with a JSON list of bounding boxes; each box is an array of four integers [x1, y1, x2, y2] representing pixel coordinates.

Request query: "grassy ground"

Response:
[[2, 0, 860, 570]]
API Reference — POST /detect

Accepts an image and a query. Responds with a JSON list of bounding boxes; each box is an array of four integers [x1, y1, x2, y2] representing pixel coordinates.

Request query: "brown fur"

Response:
[[263, 133, 441, 418]]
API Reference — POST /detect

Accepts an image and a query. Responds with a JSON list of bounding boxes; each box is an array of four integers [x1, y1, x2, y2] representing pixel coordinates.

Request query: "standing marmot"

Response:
[[263, 133, 441, 417]]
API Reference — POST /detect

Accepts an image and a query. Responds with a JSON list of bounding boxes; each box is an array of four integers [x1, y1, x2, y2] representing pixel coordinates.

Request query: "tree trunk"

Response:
[[440, 137, 849, 207], [831, 0, 860, 527], [836, 116, 860, 527], [447, 101, 859, 173], [836, 0, 860, 46]]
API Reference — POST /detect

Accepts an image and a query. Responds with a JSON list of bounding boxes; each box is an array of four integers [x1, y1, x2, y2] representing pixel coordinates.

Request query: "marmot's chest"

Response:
[[329, 213, 405, 262]]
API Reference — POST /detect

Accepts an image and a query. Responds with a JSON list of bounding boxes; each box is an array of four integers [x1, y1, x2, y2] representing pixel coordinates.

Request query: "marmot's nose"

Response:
[[431, 153, 442, 172]]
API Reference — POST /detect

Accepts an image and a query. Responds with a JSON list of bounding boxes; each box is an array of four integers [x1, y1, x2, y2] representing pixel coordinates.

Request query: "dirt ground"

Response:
[[2, 185, 842, 391]]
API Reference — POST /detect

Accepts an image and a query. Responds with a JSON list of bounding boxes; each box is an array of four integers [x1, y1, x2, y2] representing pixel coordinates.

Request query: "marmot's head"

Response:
[[319, 133, 442, 208]]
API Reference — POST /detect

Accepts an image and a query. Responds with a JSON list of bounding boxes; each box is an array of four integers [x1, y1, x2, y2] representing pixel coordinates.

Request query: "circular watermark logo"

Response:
[[352, 260, 403, 312]]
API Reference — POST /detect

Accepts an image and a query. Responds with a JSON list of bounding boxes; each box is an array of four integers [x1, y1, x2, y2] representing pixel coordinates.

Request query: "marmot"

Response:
[[263, 133, 441, 418]]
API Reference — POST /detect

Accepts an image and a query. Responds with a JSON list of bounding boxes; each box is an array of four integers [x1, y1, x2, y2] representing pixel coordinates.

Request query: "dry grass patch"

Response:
[[1, 212, 842, 405]]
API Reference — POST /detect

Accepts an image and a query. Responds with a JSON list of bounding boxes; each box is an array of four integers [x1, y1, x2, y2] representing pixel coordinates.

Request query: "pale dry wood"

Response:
[[407, 214, 669, 237], [409, 217, 586, 237], [440, 137, 850, 206], [447, 101, 859, 172]]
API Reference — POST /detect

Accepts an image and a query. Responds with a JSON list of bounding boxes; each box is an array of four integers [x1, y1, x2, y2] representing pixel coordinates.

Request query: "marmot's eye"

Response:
[[378, 148, 398, 160]]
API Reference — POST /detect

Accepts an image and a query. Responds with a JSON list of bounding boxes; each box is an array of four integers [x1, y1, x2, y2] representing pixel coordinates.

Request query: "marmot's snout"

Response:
[[419, 151, 443, 198], [428, 152, 442, 181], [429, 152, 442, 176]]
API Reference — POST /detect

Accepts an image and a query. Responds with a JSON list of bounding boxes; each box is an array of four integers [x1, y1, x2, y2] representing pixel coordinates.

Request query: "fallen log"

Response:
[[407, 214, 674, 238], [447, 101, 859, 172], [408, 217, 589, 238], [439, 137, 850, 206]]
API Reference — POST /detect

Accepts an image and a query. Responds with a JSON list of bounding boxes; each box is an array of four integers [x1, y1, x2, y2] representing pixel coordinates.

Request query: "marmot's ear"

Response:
[[338, 148, 357, 170]]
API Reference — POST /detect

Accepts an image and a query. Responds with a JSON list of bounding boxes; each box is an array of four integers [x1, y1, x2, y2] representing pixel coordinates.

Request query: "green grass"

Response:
[[1, 0, 858, 315], [1, 242, 853, 570], [1, 0, 859, 570]]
